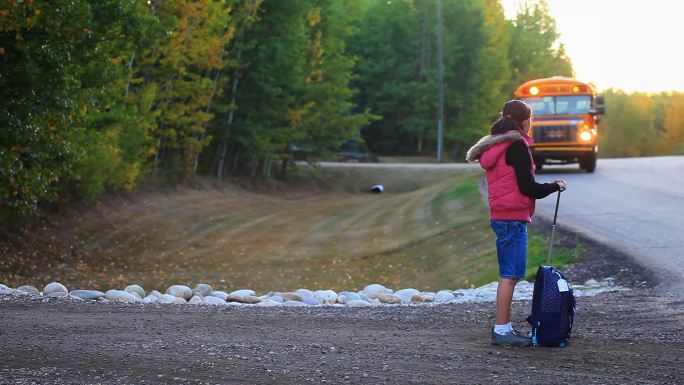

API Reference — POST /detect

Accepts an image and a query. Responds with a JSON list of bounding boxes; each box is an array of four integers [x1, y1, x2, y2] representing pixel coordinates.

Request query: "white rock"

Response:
[[394, 288, 420, 304], [434, 290, 456, 303], [363, 284, 391, 299], [69, 290, 105, 300], [0, 284, 11, 295], [358, 293, 373, 303], [295, 288, 314, 299], [302, 297, 321, 306], [189, 295, 203, 304], [17, 285, 40, 295], [149, 290, 164, 299], [43, 282, 68, 296], [314, 290, 338, 305], [377, 293, 402, 304], [337, 292, 361, 304], [166, 285, 193, 300], [411, 294, 429, 303], [243, 296, 262, 304], [211, 291, 229, 301], [124, 285, 145, 299], [46, 292, 68, 298], [203, 296, 227, 306], [260, 295, 283, 303], [346, 299, 372, 307], [255, 299, 282, 307], [142, 295, 159, 304], [104, 290, 139, 303], [173, 297, 187, 305], [194, 283, 213, 297], [229, 289, 256, 299], [269, 292, 302, 302], [159, 294, 177, 304], [283, 300, 307, 307], [421, 292, 435, 302]]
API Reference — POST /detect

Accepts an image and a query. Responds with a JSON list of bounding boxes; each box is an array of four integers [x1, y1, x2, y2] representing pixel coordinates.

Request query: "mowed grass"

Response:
[[1, 164, 576, 292]]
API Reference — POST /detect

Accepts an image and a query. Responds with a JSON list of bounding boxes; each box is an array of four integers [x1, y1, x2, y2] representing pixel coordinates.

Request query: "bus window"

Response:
[[557, 96, 591, 114], [520, 97, 554, 115]]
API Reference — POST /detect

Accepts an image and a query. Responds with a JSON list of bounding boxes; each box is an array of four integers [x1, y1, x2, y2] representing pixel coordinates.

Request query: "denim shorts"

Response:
[[490, 220, 528, 279]]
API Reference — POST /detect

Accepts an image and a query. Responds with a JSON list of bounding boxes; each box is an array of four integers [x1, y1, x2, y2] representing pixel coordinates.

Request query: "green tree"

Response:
[[600, 90, 658, 157], [662, 93, 684, 154], [506, 0, 574, 88], [349, 0, 513, 158], [210, 0, 371, 177], [138, 0, 239, 181], [0, 0, 158, 216], [442, 0, 511, 159]]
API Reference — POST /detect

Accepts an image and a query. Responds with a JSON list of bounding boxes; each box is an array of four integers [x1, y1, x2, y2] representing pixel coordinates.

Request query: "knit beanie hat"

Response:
[[502, 100, 531, 123]]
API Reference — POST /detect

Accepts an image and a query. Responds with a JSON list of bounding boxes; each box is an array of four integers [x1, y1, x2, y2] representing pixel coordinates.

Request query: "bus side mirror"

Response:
[[592, 96, 605, 115]]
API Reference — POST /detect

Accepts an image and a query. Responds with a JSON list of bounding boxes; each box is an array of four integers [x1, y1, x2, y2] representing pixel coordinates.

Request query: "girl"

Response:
[[466, 100, 567, 347]]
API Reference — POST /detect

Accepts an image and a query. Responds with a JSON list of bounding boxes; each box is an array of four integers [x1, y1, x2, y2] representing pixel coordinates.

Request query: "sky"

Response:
[[501, 0, 684, 93]]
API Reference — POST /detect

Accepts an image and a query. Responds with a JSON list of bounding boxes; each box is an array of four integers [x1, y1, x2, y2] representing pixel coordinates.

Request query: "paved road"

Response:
[[534, 156, 684, 298]]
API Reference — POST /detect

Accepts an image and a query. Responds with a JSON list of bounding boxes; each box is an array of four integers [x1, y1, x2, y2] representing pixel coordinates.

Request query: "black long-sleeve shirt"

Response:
[[505, 140, 560, 199]]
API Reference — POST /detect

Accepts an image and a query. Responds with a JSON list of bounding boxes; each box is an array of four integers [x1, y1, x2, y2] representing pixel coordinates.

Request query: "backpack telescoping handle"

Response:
[[546, 188, 564, 264]]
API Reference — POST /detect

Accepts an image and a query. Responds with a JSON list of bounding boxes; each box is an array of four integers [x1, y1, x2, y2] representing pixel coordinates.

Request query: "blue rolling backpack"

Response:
[[527, 265, 576, 347], [527, 189, 576, 347]]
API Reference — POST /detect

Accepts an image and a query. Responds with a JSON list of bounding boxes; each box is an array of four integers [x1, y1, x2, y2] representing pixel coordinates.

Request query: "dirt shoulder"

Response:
[[1, 289, 681, 385], [1, 225, 682, 385]]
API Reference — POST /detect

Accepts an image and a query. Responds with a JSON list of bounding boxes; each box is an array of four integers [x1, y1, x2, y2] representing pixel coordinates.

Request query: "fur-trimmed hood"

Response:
[[465, 131, 523, 163]]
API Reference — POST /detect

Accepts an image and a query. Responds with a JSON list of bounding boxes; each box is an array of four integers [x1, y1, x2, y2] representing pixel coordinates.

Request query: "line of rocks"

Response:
[[0, 282, 461, 307], [0, 279, 624, 307]]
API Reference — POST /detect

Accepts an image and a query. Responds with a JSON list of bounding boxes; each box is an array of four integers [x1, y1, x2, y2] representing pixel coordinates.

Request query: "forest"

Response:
[[1, 0, 683, 218]]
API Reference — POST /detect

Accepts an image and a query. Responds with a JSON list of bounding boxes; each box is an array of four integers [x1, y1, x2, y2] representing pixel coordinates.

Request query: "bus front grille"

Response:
[[533, 125, 577, 143]]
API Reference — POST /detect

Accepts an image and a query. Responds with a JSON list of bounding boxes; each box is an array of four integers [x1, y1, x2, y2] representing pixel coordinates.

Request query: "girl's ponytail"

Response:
[[490, 117, 522, 135]]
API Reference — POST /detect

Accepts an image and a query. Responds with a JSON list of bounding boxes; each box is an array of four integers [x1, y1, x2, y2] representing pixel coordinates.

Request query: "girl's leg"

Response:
[[496, 277, 519, 325]]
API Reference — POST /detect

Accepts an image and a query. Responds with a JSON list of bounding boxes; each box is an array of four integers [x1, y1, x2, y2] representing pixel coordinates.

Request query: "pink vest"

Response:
[[479, 135, 536, 222]]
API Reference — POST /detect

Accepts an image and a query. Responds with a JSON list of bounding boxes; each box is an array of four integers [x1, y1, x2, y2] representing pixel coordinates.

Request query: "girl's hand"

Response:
[[554, 179, 567, 191]]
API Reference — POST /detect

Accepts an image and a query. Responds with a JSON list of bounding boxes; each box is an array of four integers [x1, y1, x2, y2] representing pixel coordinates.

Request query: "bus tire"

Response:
[[580, 153, 597, 173]]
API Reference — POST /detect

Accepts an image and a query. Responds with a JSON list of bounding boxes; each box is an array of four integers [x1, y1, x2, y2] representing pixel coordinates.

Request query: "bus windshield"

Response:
[[520, 95, 591, 115]]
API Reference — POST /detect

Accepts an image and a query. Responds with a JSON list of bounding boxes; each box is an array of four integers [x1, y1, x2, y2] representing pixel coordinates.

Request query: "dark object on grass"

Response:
[[371, 184, 384, 193]]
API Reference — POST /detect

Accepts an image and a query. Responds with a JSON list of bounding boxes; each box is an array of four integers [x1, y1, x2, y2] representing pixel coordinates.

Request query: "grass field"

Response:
[[1, 164, 575, 292]]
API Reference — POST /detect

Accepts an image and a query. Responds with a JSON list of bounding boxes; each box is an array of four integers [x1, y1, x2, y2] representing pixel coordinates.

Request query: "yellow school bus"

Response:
[[514, 77, 605, 172]]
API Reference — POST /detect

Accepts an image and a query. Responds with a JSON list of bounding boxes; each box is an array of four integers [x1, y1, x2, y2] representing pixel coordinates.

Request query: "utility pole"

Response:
[[436, 0, 445, 162]]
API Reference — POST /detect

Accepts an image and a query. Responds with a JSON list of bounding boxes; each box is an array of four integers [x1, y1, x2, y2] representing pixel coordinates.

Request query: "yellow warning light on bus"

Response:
[[573, 86, 580, 93], [529, 86, 539, 95]]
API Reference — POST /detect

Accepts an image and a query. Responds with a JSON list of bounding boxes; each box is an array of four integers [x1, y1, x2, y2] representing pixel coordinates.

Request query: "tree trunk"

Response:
[[281, 158, 289, 179], [231, 150, 241, 173], [124, 54, 136, 97], [250, 157, 258, 177], [216, 31, 245, 181]]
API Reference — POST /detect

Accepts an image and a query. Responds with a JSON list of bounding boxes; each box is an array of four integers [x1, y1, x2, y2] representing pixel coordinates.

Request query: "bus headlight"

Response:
[[580, 131, 592, 141]]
